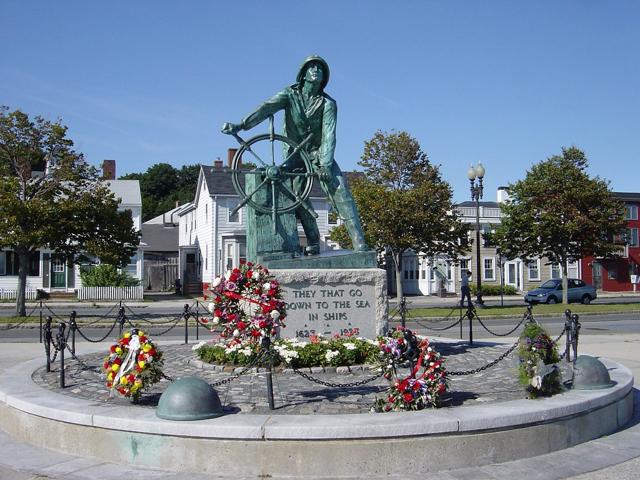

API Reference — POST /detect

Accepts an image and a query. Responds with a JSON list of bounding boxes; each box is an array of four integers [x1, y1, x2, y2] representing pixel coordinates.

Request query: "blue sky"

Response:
[[1, 1, 638, 202]]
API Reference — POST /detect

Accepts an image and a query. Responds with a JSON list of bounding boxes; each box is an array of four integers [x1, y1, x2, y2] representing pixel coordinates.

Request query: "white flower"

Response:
[[208, 302, 216, 313], [240, 348, 252, 356], [530, 375, 543, 389], [192, 341, 207, 351], [212, 276, 222, 288], [224, 270, 232, 281], [427, 347, 433, 352], [270, 310, 280, 320], [212, 316, 220, 324], [321, 340, 329, 345], [233, 329, 240, 337], [532, 346, 537, 351], [263, 282, 271, 291], [325, 350, 340, 361], [343, 342, 356, 350]]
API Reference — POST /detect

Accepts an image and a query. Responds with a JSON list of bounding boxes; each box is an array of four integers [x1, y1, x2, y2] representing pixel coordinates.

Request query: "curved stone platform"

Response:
[[0, 354, 634, 478]]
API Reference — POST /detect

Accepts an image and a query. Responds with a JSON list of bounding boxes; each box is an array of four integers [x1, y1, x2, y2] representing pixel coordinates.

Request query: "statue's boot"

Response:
[[298, 204, 321, 255]]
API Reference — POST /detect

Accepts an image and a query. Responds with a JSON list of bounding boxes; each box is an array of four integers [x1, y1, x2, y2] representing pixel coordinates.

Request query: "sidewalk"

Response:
[[0, 334, 639, 479]]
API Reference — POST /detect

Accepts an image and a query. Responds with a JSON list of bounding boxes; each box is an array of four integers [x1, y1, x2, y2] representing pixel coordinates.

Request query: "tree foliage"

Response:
[[120, 163, 199, 221], [0, 106, 140, 315], [330, 130, 468, 298], [80, 264, 140, 287], [494, 146, 626, 303]]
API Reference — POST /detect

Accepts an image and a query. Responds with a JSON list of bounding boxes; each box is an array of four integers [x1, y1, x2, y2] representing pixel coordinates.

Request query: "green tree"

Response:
[[80, 264, 140, 287], [494, 147, 626, 304], [330, 130, 468, 298], [0, 107, 140, 315]]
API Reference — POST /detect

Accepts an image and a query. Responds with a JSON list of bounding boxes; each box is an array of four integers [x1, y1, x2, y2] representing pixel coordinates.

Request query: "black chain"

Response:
[[414, 317, 462, 332], [209, 351, 269, 387], [448, 340, 519, 376], [475, 314, 528, 337], [75, 318, 119, 343], [554, 327, 566, 344], [139, 315, 183, 336], [43, 304, 69, 321], [0, 303, 40, 330], [77, 303, 120, 326], [292, 367, 385, 388], [65, 345, 101, 373]]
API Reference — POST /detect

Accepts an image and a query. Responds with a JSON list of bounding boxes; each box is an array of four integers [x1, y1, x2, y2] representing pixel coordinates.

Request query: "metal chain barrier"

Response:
[[414, 316, 463, 332], [448, 339, 520, 376], [475, 313, 529, 337], [292, 367, 385, 388], [209, 350, 270, 387], [142, 315, 184, 337], [0, 303, 41, 331], [75, 317, 119, 343], [43, 304, 70, 322], [76, 303, 120, 326]]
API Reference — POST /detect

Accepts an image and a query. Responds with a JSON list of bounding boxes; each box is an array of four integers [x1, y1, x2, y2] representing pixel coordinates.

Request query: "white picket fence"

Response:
[[77, 286, 144, 301], [0, 289, 38, 301]]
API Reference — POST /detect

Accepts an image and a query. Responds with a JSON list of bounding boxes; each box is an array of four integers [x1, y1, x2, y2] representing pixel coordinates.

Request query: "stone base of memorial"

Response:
[[264, 251, 386, 339]]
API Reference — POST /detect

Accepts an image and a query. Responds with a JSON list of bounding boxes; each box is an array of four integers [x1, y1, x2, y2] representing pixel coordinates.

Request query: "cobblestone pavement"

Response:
[[31, 339, 573, 414]]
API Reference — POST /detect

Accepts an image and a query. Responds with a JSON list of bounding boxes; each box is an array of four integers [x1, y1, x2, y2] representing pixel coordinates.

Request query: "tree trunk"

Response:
[[16, 249, 29, 316], [561, 260, 569, 305], [393, 250, 404, 300]]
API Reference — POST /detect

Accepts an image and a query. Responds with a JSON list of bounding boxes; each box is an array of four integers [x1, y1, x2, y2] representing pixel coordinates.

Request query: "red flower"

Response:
[[114, 358, 122, 365], [251, 330, 261, 338], [438, 383, 446, 393], [121, 337, 130, 346], [110, 345, 116, 353], [148, 348, 157, 357], [237, 321, 246, 330], [388, 395, 396, 403], [138, 336, 147, 343], [403, 392, 414, 403]]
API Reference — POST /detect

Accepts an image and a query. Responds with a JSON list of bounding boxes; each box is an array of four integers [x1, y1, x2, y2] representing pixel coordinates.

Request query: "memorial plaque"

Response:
[[273, 268, 388, 340]]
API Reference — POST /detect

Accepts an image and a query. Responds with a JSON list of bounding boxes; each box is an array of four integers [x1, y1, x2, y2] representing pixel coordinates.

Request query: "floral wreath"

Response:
[[205, 262, 287, 343], [103, 329, 164, 401], [373, 327, 447, 412], [518, 323, 561, 398]]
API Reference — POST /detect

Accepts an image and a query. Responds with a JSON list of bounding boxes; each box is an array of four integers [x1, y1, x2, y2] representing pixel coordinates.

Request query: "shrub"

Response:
[[470, 284, 517, 296], [80, 264, 140, 287]]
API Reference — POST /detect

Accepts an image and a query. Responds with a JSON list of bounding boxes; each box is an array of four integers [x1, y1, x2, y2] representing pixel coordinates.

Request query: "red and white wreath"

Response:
[[205, 262, 286, 342]]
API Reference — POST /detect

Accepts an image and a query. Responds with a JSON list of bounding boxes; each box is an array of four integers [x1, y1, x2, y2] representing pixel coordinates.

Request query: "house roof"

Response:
[[456, 200, 500, 208], [145, 205, 182, 225], [613, 192, 640, 202], [106, 180, 142, 205], [141, 223, 179, 252]]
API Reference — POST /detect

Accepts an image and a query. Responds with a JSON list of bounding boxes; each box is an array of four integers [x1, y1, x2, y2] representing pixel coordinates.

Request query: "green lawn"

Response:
[[405, 302, 640, 319]]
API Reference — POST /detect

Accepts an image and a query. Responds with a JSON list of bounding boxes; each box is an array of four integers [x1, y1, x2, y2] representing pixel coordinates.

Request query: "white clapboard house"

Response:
[[0, 161, 144, 298]]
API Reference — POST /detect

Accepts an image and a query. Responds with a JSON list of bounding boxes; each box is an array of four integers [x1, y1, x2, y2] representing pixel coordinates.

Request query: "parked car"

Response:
[[524, 278, 597, 305]]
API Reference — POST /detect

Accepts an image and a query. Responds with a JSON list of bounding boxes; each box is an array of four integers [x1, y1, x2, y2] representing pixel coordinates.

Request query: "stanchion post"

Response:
[[39, 300, 43, 343], [183, 304, 190, 344], [69, 310, 77, 357], [467, 304, 474, 345], [459, 307, 463, 339], [400, 297, 406, 328], [57, 323, 66, 389], [196, 302, 200, 341], [564, 309, 572, 362], [571, 313, 581, 366], [117, 306, 126, 338], [261, 336, 275, 410], [44, 316, 53, 372]]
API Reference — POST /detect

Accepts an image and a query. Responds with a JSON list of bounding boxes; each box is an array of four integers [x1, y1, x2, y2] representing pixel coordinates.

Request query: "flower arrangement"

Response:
[[205, 263, 286, 342], [372, 327, 448, 412], [194, 333, 380, 368], [518, 322, 562, 398], [103, 329, 164, 401]]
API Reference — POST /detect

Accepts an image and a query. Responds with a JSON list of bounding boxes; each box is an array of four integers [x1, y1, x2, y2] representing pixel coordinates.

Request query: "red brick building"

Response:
[[581, 192, 640, 292]]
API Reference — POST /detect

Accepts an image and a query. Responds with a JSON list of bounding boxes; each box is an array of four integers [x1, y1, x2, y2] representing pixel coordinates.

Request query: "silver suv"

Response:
[[524, 278, 597, 305]]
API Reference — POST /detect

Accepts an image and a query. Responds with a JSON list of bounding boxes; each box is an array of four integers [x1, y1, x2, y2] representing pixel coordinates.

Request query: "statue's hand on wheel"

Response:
[[221, 122, 242, 135], [317, 164, 332, 182]]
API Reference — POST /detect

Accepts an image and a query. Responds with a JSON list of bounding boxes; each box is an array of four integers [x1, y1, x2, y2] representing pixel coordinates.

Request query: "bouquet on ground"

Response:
[[205, 262, 286, 343], [373, 327, 448, 412], [518, 322, 562, 398], [103, 329, 164, 401]]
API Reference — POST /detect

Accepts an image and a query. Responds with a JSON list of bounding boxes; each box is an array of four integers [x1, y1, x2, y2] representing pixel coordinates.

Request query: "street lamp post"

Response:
[[467, 162, 485, 307]]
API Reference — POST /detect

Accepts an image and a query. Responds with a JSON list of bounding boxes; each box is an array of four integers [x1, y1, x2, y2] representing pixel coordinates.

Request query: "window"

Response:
[[627, 228, 639, 247], [4, 251, 40, 276], [481, 224, 493, 247], [0, 252, 4, 275], [550, 263, 561, 279], [205, 204, 208, 224], [459, 259, 470, 279], [239, 243, 247, 265], [624, 205, 638, 220], [527, 259, 540, 281], [225, 243, 234, 270], [124, 254, 137, 277], [205, 245, 208, 271], [483, 258, 495, 281], [228, 200, 240, 223], [567, 260, 579, 278]]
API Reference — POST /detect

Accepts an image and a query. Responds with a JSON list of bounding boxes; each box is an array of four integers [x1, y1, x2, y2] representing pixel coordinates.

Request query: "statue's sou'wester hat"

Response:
[[296, 55, 330, 91]]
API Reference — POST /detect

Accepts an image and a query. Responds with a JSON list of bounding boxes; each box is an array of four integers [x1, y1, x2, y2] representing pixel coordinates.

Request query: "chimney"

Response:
[[227, 148, 240, 168], [175, 201, 180, 208], [497, 186, 510, 203], [102, 159, 116, 180], [214, 157, 223, 169]]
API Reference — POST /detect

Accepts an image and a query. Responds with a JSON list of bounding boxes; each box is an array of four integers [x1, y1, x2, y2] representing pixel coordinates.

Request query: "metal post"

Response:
[[118, 306, 126, 338], [475, 193, 483, 306], [261, 336, 275, 410], [184, 303, 190, 344], [400, 296, 406, 328], [196, 301, 200, 341], [459, 309, 463, 339], [499, 252, 504, 307], [69, 310, 77, 357], [571, 313, 581, 366], [564, 309, 572, 362], [57, 323, 66, 389], [467, 304, 474, 345], [44, 316, 53, 372], [39, 300, 43, 343]]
